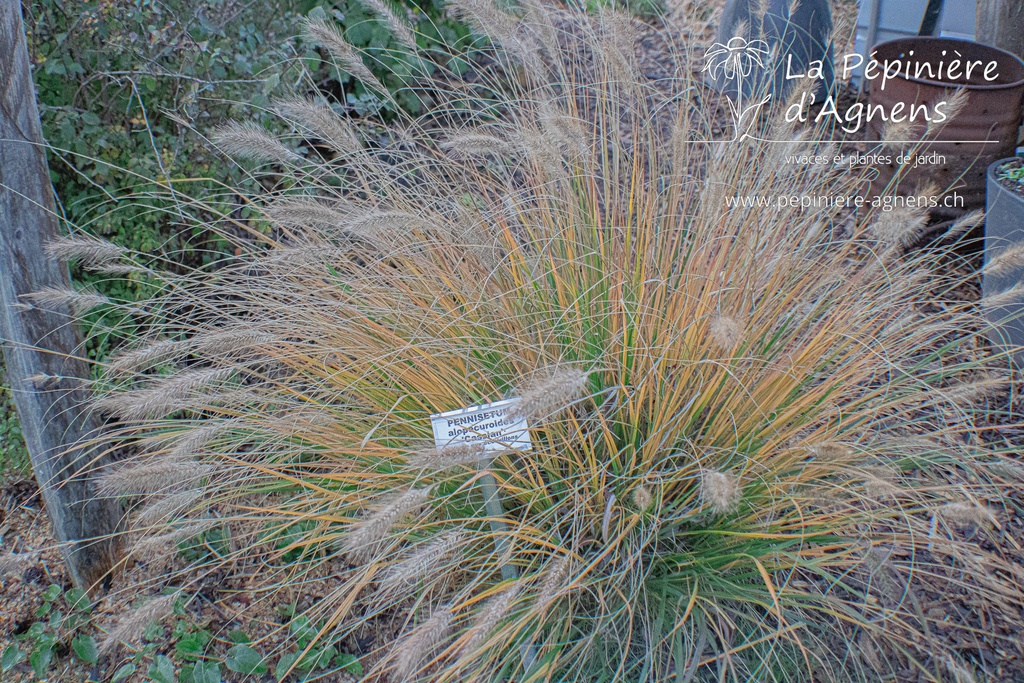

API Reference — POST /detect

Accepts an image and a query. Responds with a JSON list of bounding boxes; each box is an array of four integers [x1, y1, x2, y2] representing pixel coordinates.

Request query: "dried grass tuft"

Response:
[[511, 366, 589, 420], [342, 487, 432, 563], [273, 98, 362, 155], [302, 17, 388, 95], [212, 121, 299, 164], [462, 584, 520, 656], [701, 470, 741, 515], [100, 594, 177, 655], [392, 605, 453, 681], [46, 234, 128, 269]]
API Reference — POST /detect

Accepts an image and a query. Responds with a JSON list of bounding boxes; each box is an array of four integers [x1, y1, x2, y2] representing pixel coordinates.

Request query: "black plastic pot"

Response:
[[984, 158, 1024, 364]]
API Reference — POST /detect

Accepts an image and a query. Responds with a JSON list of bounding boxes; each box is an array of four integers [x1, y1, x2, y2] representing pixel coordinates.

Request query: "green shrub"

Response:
[[24, 0, 471, 357], [0, 0, 475, 476]]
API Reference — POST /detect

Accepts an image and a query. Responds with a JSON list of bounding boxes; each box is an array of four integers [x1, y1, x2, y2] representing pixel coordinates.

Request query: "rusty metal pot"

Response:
[[865, 37, 1024, 221]]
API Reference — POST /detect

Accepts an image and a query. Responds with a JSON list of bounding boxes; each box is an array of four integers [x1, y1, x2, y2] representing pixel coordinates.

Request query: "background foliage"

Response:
[[1, 0, 473, 476]]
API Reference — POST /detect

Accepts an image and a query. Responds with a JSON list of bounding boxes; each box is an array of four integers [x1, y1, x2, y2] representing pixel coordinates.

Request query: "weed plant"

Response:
[[42, 2, 1024, 680]]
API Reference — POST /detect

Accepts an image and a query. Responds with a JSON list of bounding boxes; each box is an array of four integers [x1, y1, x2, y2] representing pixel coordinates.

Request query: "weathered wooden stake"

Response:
[[977, 0, 1024, 61], [0, 0, 122, 590]]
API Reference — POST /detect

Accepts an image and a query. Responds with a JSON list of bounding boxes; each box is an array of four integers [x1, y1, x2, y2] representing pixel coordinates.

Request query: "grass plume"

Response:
[[82, 4, 1024, 681]]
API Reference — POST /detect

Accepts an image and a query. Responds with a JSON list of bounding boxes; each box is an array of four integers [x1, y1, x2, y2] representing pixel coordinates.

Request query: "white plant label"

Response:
[[431, 398, 532, 452]]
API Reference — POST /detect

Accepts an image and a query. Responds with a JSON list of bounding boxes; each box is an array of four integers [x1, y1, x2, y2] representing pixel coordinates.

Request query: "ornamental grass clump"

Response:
[[64, 2, 1024, 681]]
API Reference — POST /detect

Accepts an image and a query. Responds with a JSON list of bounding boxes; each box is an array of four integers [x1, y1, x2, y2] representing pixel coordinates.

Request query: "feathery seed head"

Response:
[[343, 486, 432, 563], [632, 484, 653, 511], [856, 466, 904, 500], [96, 456, 215, 496], [448, 0, 520, 49], [128, 520, 219, 558], [708, 314, 744, 351], [100, 594, 177, 655], [24, 373, 60, 390], [393, 605, 454, 681], [804, 442, 854, 460], [595, 7, 638, 79], [937, 502, 997, 529], [440, 131, 517, 158], [264, 198, 355, 230], [46, 234, 128, 269], [928, 89, 970, 134], [135, 489, 205, 527], [701, 470, 741, 515], [511, 366, 589, 420], [406, 442, 486, 469], [535, 554, 571, 610], [273, 98, 361, 154], [192, 327, 276, 357], [867, 202, 929, 247], [96, 367, 235, 422], [346, 209, 431, 239], [983, 282, 1024, 308], [941, 376, 1009, 407], [166, 420, 236, 459], [462, 584, 521, 656], [302, 17, 388, 94], [880, 119, 918, 150], [106, 338, 181, 375], [983, 242, 1024, 277], [353, 0, 418, 51], [376, 530, 465, 602], [212, 121, 299, 164], [946, 208, 985, 240], [24, 286, 110, 316]]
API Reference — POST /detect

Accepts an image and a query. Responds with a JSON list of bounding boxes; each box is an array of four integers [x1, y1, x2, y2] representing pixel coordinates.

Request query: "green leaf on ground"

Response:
[[275, 652, 304, 679], [110, 662, 136, 682], [225, 644, 267, 674], [175, 630, 212, 659], [335, 652, 363, 676], [30, 647, 52, 678], [64, 587, 91, 612], [1, 645, 24, 672], [72, 634, 99, 663], [181, 660, 221, 683], [149, 654, 177, 683]]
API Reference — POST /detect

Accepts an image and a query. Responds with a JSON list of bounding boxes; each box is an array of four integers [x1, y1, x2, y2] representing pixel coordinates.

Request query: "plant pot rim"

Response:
[[870, 37, 1024, 91], [988, 157, 1024, 188], [983, 160, 1024, 200]]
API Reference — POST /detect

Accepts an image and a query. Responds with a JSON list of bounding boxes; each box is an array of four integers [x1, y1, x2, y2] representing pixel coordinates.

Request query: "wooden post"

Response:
[[977, 0, 1024, 60], [0, 0, 122, 590]]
